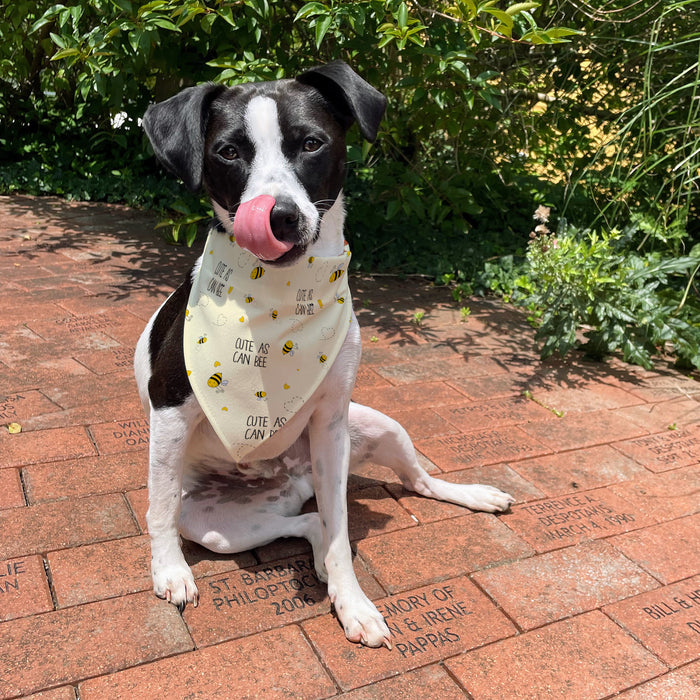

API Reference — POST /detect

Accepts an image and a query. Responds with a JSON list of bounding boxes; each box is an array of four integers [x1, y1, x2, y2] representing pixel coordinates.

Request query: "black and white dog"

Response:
[[134, 61, 513, 648]]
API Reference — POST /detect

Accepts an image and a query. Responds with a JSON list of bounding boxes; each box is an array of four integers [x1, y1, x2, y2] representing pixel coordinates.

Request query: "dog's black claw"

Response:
[[176, 600, 186, 614]]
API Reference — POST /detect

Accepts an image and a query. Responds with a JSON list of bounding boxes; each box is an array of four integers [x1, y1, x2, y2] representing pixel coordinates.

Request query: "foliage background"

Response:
[[1, 0, 698, 368]]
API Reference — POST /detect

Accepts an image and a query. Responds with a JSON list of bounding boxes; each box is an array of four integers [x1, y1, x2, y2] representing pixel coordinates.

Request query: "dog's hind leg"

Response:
[[348, 403, 514, 513], [178, 472, 325, 567]]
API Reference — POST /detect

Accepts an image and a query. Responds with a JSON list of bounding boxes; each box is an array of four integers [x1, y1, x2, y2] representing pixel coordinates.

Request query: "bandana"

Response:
[[184, 228, 352, 462]]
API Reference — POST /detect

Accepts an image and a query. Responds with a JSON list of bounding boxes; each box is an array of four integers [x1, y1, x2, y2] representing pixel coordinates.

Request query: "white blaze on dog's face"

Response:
[[204, 82, 349, 263]]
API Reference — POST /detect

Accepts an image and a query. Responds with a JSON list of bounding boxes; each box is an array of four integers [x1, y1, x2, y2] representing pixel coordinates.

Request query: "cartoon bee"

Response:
[[244, 294, 254, 304], [251, 266, 265, 280], [255, 391, 267, 400], [329, 267, 344, 283], [335, 294, 345, 304], [197, 334, 207, 345], [282, 340, 297, 356], [318, 352, 327, 364], [270, 308, 278, 320], [185, 308, 192, 322], [208, 372, 228, 391]]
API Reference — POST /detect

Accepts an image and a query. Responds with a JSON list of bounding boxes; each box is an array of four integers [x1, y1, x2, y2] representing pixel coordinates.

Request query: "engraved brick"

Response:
[[0, 468, 24, 509], [605, 574, 700, 667], [415, 427, 549, 472], [89, 417, 150, 454], [436, 396, 555, 432], [303, 576, 516, 691], [0, 555, 53, 621], [614, 426, 700, 472], [337, 664, 466, 699], [615, 661, 700, 699], [183, 553, 382, 647], [501, 487, 658, 553]]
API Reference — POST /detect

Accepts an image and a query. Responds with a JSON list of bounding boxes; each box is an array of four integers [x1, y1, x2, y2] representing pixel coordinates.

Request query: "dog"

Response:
[[134, 60, 514, 649]]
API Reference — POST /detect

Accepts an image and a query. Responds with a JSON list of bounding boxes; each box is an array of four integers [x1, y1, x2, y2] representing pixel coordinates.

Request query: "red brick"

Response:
[[303, 576, 516, 691], [510, 444, 647, 497], [357, 514, 533, 593], [501, 487, 658, 553], [473, 540, 659, 630], [415, 426, 550, 472], [0, 592, 192, 698], [616, 397, 700, 431], [23, 452, 147, 503], [126, 488, 148, 531], [375, 355, 506, 385], [446, 611, 666, 699], [526, 383, 642, 414], [352, 381, 468, 412], [618, 375, 700, 403], [0, 390, 60, 423], [73, 346, 134, 374], [610, 514, 700, 584], [48, 535, 151, 607], [354, 365, 393, 390], [338, 664, 466, 699], [0, 555, 53, 621], [79, 626, 334, 699], [606, 464, 700, 524], [0, 468, 24, 509], [615, 661, 700, 699], [0, 493, 139, 559], [604, 574, 700, 667], [0, 425, 96, 468], [89, 417, 150, 455], [0, 357, 93, 394], [184, 552, 384, 647], [435, 396, 555, 433], [347, 485, 417, 541], [378, 407, 456, 441], [23, 687, 77, 700], [613, 426, 700, 472], [445, 371, 531, 401], [42, 370, 137, 409], [521, 410, 648, 452]]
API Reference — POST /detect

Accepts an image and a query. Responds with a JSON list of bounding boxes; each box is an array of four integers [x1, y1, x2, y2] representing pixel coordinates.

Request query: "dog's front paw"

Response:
[[461, 484, 515, 513], [331, 586, 391, 648], [152, 563, 199, 612]]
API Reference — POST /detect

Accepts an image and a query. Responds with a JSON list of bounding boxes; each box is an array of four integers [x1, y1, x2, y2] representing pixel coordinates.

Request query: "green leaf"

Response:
[[314, 14, 332, 48], [505, 2, 540, 15]]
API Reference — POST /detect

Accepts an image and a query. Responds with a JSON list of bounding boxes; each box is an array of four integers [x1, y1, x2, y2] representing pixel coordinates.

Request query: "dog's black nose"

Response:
[[270, 199, 300, 242]]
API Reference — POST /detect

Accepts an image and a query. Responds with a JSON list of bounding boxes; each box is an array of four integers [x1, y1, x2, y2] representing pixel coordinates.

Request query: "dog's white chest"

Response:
[[183, 229, 352, 461]]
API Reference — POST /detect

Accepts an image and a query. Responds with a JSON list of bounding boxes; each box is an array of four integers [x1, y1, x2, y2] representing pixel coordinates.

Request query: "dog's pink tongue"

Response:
[[233, 195, 293, 261]]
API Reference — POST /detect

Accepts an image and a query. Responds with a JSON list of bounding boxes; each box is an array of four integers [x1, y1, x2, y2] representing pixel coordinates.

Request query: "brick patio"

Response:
[[1, 194, 699, 699]]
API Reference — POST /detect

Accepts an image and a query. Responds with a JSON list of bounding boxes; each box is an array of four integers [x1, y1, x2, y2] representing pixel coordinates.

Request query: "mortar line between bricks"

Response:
[[297, 622, 342, 697], [17, 468, 29, 506], [41, 555, 60, 610], [441, 660, 477, 699], [599, 606, 672, 672], [468, 570, 525, 636]]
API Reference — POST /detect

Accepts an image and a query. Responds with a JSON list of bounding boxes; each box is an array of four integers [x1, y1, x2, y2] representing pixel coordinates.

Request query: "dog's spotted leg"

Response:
[[147, 400, 201, 611], [349, 403, 515, 513], [310, 406, 392, 649]]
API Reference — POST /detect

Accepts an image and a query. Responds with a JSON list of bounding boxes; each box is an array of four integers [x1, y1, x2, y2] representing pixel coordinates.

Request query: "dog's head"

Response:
[[143, 61, 386, 264]]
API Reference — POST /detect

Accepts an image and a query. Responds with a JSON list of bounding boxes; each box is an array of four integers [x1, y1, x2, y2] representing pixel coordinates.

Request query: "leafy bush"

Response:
[[523, 215, 700, 370]]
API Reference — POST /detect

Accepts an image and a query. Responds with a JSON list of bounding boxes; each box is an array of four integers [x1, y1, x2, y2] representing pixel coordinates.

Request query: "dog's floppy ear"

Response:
[[143, 83, 226, 191], [296, 61, 387, 142]]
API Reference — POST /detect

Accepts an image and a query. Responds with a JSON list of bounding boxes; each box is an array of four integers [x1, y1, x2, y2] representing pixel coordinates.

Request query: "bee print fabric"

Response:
[[184, 228, 352, 462]]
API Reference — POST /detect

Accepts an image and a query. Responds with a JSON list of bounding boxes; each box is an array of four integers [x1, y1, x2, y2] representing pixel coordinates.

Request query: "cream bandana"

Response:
[[184, 228, 352, 462]]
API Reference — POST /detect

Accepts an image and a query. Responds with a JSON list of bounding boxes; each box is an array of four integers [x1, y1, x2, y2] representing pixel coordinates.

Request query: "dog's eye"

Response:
[[218, 145, 239, 161], [303, 137, 322, 153]]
